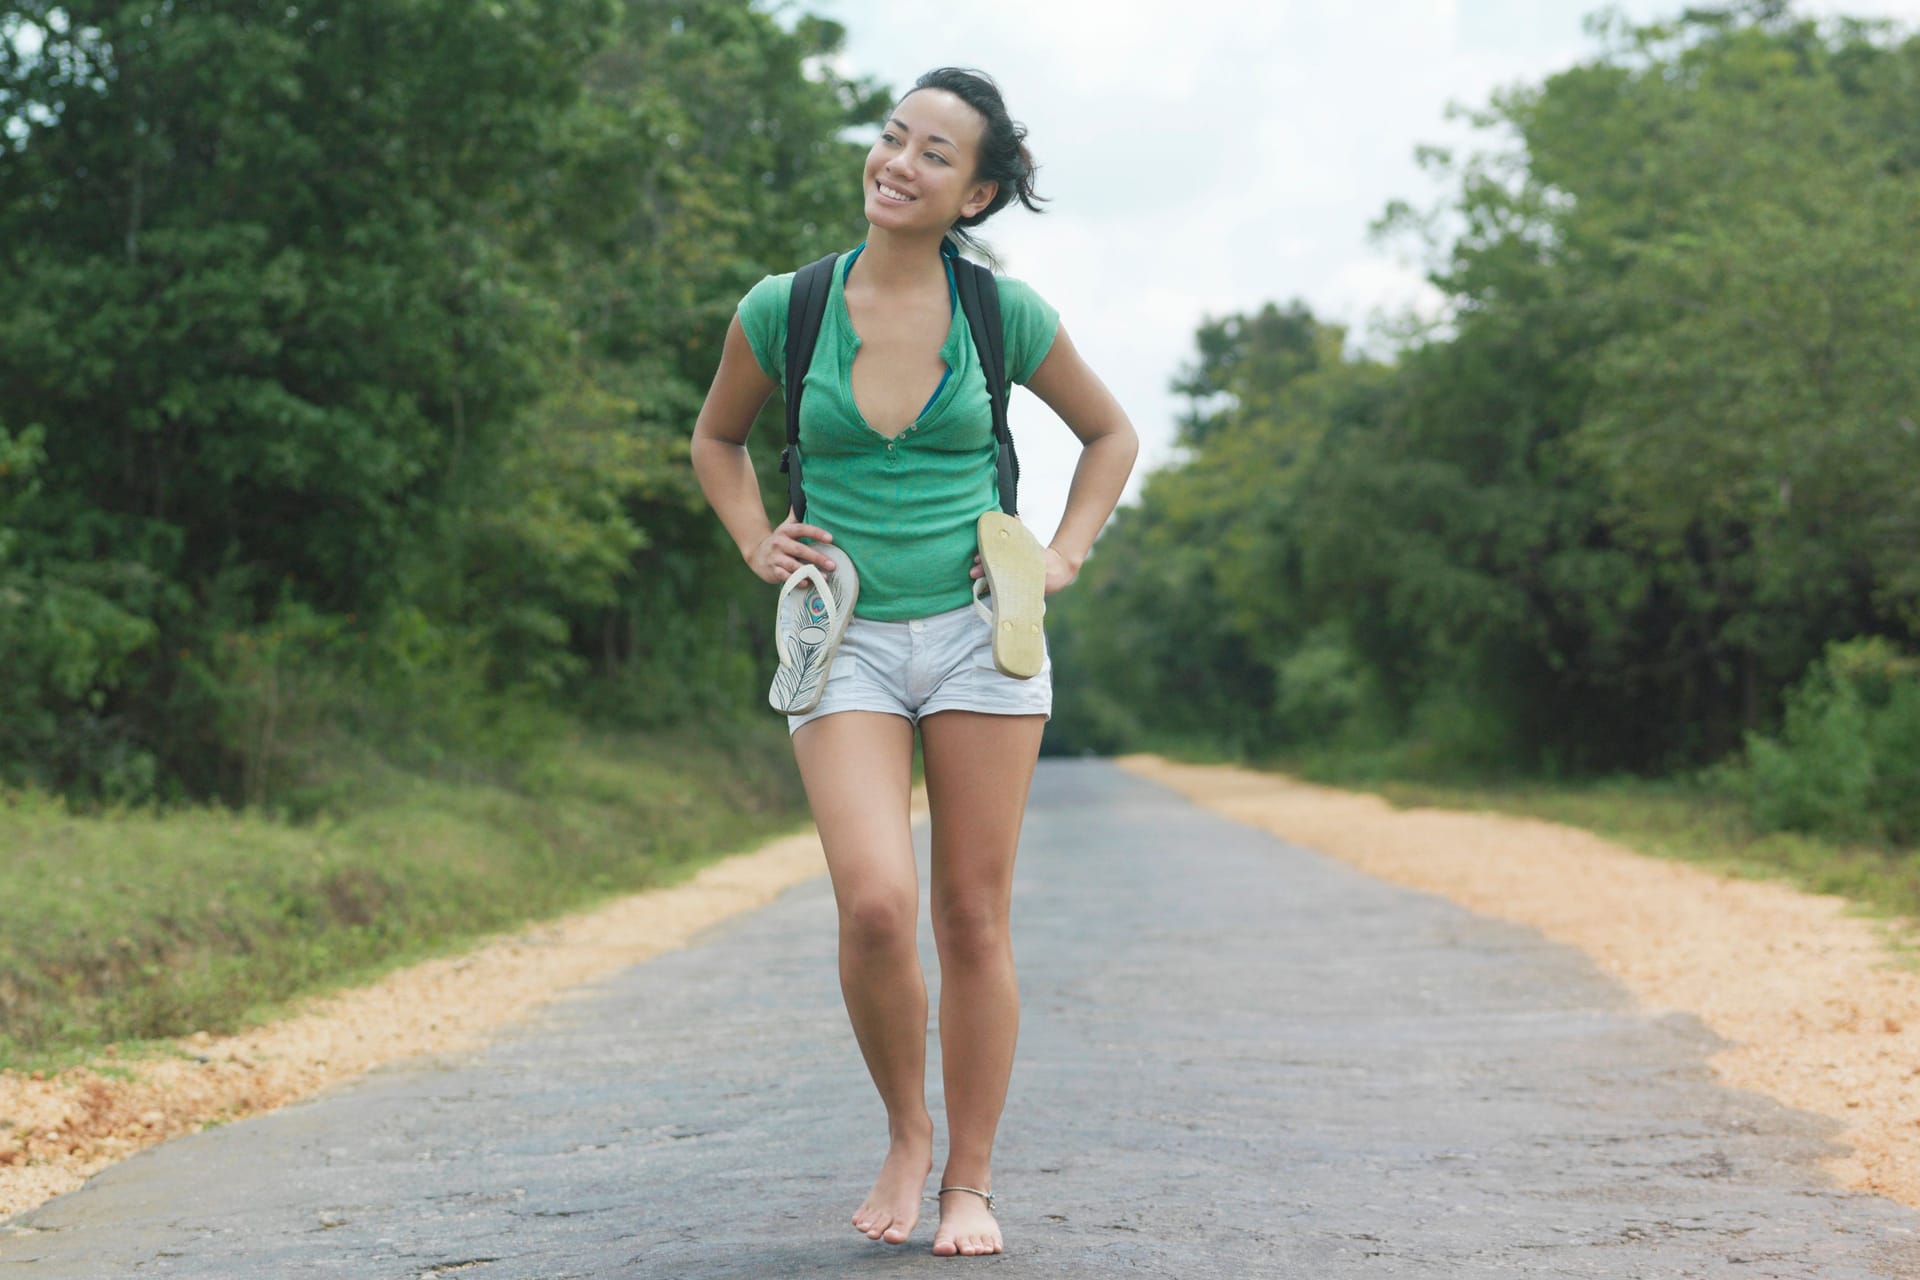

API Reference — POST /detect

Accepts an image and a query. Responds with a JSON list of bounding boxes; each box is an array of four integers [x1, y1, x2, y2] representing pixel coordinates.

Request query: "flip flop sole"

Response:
[[974, 512, 1047, 679]]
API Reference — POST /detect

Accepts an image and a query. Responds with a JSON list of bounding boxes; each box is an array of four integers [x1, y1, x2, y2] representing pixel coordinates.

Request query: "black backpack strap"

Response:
[[953, 256, 1018, 517], [781, 253, 839, 522]]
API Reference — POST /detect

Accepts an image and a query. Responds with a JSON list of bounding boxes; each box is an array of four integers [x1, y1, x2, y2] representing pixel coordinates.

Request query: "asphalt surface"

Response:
[[3, 760, 1918, 1278]]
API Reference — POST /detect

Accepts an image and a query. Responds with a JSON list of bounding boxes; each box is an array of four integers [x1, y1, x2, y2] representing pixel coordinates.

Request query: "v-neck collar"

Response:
[[834, 241, 965, 443]]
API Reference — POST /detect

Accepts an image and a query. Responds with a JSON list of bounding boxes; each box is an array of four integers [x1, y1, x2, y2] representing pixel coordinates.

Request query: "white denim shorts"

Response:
[[786, 600, 1053, 735]]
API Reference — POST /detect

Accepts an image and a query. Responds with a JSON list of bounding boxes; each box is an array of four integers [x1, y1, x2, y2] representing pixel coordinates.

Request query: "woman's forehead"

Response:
[[892, 89, 985, 147]]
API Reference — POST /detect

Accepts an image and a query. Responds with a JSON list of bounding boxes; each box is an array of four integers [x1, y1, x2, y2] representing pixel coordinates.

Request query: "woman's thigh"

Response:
[[919, 711, 1046, 916], [793, 710, 921, 910]]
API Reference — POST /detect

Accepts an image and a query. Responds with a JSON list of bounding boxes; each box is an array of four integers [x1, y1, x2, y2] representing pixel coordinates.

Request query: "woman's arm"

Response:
[[690, 313, 840, 584], [1013, 322, 1140, 593]]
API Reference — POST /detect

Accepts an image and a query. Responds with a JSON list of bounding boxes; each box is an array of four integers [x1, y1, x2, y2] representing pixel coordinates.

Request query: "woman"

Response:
[[690, 67, 1137, 1258]]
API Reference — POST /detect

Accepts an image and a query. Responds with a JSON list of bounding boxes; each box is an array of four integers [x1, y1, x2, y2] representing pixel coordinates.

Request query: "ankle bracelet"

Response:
[[935, 1184, 996, 1212]]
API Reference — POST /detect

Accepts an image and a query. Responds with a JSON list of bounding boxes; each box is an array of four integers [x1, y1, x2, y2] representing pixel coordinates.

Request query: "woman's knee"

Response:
[[931, 889, 1011, 959], [839, 885, 918, 954]]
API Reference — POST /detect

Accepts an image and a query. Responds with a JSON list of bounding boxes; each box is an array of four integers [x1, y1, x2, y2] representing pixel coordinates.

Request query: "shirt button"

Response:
[[885, 442, 895, 450]]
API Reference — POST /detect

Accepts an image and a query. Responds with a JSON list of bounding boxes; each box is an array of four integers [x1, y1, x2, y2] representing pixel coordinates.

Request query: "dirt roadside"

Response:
[[1116, 754, 1920, 1211]]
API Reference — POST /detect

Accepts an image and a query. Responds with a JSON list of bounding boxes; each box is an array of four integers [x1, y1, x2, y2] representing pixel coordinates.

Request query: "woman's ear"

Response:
[[961, 179, 999, 221]]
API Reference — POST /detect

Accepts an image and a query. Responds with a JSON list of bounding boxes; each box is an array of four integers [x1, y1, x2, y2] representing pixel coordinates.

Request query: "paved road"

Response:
[[4, 761, 1918, 1278]]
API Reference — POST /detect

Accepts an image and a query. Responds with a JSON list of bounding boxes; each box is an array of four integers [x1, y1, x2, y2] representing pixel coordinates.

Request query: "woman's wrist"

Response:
[[737, 525, 774, 563]]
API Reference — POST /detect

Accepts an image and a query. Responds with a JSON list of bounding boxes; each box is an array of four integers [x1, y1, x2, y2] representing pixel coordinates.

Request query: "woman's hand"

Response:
[[748, 519, 837, 585], [968, 545, 1078, 595]]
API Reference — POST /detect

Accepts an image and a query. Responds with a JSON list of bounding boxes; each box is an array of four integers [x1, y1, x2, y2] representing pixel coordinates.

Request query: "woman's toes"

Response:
[[932, 1191, 1002, 1256]]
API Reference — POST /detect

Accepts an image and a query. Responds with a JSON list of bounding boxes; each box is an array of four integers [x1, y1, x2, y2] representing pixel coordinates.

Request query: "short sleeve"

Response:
[[735, 273, 793, 385], [994, 276, 1061, 385]]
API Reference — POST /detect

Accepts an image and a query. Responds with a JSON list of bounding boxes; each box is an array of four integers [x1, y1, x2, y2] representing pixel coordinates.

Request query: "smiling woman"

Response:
[[689, 66, 1139, 1260], [866, 66, 1047, 263]]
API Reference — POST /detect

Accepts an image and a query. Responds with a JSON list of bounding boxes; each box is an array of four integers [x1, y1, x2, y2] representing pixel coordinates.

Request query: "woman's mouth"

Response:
[[876, 181, 917, 204]]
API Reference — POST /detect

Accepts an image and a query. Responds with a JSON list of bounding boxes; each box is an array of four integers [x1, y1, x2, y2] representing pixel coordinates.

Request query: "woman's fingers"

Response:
[[792, 543, 836, 573], [754, 527, 835, 579], [776, 520, 835, 545], [775, 526, 836, 572]]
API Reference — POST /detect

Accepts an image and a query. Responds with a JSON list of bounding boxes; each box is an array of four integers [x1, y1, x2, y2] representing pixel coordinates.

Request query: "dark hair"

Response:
[[903, 67, 1046, 259]]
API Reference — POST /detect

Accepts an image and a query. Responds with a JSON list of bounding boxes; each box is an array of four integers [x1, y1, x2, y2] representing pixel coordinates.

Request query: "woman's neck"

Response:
[[850, 225, 949, 292]]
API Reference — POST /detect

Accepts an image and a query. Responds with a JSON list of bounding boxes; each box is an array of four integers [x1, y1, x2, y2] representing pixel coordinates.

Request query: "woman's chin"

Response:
[[864, 199, 929, 232]]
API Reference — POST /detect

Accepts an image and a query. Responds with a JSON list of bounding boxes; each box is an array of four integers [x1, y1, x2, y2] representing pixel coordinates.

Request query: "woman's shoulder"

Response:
[[738, 249, 855, 322], [988, 272, 1049, 311], [736, 251, 854, 380], [738, 269, 795, 318], [735, 270, 802, 383], [985, 272, 1061, 384]]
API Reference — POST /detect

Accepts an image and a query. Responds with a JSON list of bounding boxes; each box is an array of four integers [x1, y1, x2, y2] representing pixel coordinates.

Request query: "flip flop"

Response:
[[972, 511, 1047, 679], [768, 551, 859, 716]]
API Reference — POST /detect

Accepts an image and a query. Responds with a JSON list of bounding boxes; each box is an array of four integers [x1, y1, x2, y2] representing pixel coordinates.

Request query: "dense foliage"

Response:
[[6, 1, 1912, 851], [0, 1, 882, 805], [1049, 3, 1920, 840]]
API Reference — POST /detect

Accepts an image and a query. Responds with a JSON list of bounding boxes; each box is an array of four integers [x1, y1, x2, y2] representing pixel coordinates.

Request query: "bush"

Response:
[[1273, 628, 1367, 743], [0, 424, 164, 800], [1744, 637, 1920, 844], [1865, 674, 1920, 844]]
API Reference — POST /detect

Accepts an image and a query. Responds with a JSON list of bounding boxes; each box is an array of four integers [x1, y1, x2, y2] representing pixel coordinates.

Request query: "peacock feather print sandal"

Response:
[[768, 550, 859, 715]]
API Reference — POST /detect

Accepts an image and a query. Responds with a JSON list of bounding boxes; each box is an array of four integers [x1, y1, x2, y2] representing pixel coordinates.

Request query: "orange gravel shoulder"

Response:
[[1117, 754, 1920, 1211]]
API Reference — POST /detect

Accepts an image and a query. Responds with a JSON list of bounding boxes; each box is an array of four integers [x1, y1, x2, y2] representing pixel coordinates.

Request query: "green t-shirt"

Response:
[[737, 243, 1060, 622]]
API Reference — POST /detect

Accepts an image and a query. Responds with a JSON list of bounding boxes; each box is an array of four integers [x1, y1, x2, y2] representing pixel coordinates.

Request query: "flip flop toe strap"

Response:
[[971, 576, 995, 625]]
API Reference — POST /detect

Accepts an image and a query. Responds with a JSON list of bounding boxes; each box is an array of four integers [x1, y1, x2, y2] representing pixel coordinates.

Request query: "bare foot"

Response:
[[851, 1124, 933, 1245], [931, 1186, 1002, 1257]]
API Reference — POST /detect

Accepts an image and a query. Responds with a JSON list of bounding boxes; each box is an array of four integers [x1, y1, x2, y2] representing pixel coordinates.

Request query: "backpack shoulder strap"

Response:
[[953, 257, 1019, 517], [781, 253, 839, 522]]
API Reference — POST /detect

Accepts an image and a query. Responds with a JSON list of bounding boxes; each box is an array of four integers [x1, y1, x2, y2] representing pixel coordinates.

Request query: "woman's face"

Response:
[[863, 89, 998, 234]]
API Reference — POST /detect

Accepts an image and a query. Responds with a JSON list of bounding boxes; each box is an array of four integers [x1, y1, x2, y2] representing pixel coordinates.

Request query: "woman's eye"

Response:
[[925, 152, 947, 165]]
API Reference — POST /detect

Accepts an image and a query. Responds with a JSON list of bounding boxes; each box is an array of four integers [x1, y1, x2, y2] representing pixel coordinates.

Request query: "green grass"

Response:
[[1234, 749, 1920, 950], [0, 719, 810, 1072]]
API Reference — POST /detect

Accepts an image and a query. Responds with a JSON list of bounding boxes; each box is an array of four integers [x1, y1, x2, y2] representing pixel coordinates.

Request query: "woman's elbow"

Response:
[[1103, 417, 1141, 465]]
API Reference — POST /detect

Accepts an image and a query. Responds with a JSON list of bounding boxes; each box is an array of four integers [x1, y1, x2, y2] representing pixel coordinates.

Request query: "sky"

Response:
[[804, 0, 1920, 547]]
